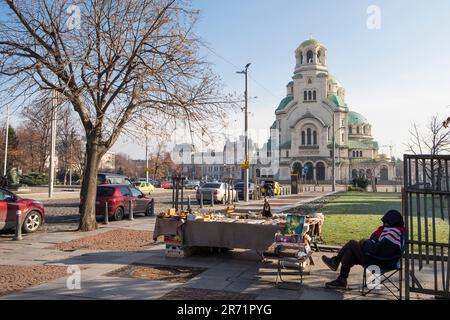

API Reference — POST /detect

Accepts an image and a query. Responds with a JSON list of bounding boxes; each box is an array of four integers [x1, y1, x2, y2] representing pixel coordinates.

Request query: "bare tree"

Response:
[[0, 0, 233, 231], [406, 115, 450, 156]]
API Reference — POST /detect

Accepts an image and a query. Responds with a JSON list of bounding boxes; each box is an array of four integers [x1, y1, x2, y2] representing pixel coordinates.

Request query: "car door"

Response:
[[119, 186, 132, 214], [0, 189, 8, 229], [130, 186, 146, 213]]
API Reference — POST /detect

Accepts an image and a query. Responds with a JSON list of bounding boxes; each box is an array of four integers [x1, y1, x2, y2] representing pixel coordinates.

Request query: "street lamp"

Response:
[[3, 105, 9, 177], [332, 126, 346, 191], [237, 63, 251, 202]]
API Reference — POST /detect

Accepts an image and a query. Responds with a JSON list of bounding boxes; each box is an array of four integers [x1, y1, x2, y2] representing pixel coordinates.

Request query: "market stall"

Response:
[[152, 206, 325, 260]]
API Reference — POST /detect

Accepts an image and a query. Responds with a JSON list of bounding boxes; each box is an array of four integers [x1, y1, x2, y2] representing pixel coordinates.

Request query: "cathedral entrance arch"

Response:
[[316, 162, 325, 181], [304, 162, 314, 182], [380, 166, 389, 181], [292, 162, 302, 176]]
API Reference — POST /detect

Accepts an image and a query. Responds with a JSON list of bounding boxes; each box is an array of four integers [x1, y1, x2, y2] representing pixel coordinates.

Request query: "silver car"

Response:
[[196, 182, 237, 204]]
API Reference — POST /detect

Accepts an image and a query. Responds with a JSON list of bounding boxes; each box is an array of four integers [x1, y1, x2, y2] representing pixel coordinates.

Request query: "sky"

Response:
[[3, 0, 450, 160], [114, 0, 450, 159]]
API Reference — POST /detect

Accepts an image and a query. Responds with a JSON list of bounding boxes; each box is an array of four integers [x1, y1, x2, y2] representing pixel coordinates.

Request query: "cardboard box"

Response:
[[165, 244, 194, 258]]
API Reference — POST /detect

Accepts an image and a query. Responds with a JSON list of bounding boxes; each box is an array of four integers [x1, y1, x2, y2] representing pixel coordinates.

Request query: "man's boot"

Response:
[[322, 255, 339, 271]]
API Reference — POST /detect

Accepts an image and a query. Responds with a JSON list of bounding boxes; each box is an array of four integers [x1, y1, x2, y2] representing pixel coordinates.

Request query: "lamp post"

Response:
[[332, 125, 346, 192], [237, 63, 251, 202], [48, 90, 58, 198], [3, 105, 9, 176], [145, 127, 149, 183]]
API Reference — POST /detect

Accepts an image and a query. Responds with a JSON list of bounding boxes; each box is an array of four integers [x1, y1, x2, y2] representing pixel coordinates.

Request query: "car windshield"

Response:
[[97, 187, 115, 197], [201, 183, 221, 189]]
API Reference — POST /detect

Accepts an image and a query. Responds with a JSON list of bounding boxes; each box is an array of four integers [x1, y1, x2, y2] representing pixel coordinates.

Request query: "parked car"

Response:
[[95, 185, 154, 221], [261, 180, 282, 196], [133, 181, 155, 195], [97, 173, 132, 185], [234, 182, 255, 200], [160, 181, 173, 189], [185, 180, 201, 190], [149, 180, 161, 188], [196, 182, 237, 204], [0, 187, 45, 233]]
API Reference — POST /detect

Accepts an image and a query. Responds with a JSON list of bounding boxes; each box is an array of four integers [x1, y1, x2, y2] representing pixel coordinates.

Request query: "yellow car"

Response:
[[133, 181, 155, 195], [261, 180, 282, 196]]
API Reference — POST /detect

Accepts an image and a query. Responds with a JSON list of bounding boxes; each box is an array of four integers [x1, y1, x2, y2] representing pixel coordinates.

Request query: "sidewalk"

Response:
[[0, 191, 426, 300]]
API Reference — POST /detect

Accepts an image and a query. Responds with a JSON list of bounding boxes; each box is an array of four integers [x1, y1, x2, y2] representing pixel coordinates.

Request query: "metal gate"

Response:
[[403, 155, 450, 299]]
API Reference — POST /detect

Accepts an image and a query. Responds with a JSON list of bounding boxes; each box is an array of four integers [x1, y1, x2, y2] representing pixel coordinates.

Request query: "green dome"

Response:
[[348, 111, 369, 125], [300, 38, 322, 48], [276, 96, 293, 112]]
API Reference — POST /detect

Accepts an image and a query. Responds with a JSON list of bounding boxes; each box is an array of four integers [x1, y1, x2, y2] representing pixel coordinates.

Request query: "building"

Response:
[[271, 38, 395, 182], [99, 151, 116, 172]]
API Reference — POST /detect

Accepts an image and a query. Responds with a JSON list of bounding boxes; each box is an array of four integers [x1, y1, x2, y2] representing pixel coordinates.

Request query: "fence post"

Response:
[[200, 192, 204, 208], [13, 210, 23, 241], [104, 202, 109, 225], [129, 200, 134, 221]]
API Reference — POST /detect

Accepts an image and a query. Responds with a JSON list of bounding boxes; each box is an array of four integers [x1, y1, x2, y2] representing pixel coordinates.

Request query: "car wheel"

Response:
[[22, 211, 42, 233], [113, 207, 124, 221], [145, 203, 154, 216]]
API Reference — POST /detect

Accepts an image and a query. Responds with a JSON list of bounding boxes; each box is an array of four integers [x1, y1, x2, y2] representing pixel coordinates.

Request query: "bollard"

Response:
[[235, 191, 239, 203], [187, 195, 191, 212], [129, 201, 134, 221], [211, 191, 214, 207], [13, 210, 23, 241], [314, 185, 316, 192], [200, 192, 204, 208], [151, 199, 155, 216], [322, 186, 324, 192], [104, 202, 109, 225]]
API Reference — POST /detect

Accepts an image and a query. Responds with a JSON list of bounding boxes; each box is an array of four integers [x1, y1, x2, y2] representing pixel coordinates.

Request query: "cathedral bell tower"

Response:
[[294, 37, 328, 75]]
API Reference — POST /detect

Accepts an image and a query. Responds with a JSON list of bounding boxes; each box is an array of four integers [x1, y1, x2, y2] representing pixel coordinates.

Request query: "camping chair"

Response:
[[361, 234, 406, 300], [275, 215, 313, 286]]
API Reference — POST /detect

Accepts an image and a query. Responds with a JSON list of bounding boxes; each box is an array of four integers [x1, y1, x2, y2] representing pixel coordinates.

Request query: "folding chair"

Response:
[[361, 234, 405, 300], [275, 215, 312, 287]]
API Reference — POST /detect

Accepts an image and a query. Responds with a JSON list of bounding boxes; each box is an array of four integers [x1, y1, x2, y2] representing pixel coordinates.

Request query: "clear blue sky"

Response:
[[119, 0, 450, 158], [153, 0, 450, 159], [2, 1, 450, 159]]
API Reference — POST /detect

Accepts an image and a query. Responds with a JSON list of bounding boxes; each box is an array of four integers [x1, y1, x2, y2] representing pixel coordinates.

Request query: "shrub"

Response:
[[347, 186, 367, 192], [20, 172, 49, 186], [354, 176, 369, 190]]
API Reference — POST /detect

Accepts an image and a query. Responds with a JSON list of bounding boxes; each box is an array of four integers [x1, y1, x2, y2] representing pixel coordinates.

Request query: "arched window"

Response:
[[301, 131, 305, 145], [360, 151, 363, 157], [308, 91, 312, 100], [342, 133, 345, 143], [357, 126, 360, 134], [300, 52, 303, 64], [307, 50, 314, 63], [352, 151, 356, 157], [313, 91, 317, 100], [317, 50, 322, 63], [349, 126, 352, 134], [304, 91, 307, 101], [307, 128, 312, 145], [313, 131, 317, 145]]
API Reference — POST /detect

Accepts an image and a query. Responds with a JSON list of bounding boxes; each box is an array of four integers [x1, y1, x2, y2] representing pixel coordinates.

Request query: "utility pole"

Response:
[[3, 105, 9, 176], [237, 63, 251, 202], [145, 129, 149, 183], [332, 113, 336, 192], [49, 90, 57, 198]]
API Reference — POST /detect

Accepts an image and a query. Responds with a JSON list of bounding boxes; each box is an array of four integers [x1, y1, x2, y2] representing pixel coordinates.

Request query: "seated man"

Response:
[[322, 209, 405, 289]]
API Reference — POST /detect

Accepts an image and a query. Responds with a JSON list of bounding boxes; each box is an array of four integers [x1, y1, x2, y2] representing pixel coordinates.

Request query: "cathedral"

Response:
[[270, 38, 396, 183]]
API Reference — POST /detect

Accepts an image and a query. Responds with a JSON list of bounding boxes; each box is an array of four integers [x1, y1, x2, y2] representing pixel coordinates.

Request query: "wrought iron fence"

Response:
[[403, 155, 450, 299]]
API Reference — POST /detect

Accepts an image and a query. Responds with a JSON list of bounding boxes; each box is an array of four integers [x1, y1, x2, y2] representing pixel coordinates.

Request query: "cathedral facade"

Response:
[[271, 38, 395, 183]]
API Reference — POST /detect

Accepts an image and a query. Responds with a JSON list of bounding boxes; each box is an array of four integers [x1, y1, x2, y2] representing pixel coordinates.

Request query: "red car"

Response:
[[0, 187, 45, 233], [95, 184, 154, 221], [160, 181, 173, 189]]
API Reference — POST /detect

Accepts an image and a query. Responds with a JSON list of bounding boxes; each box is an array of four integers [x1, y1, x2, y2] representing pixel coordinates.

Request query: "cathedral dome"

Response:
[[348, 111, 369, 125], [300, 38, 322, 48]]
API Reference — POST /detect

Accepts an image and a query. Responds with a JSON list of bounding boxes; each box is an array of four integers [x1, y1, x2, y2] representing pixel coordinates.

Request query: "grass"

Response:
[[321, 192, 449, 247]]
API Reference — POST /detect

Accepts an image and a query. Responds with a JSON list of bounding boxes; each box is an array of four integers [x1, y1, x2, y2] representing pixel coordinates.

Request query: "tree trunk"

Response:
[[78, 133, 104, 231]]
